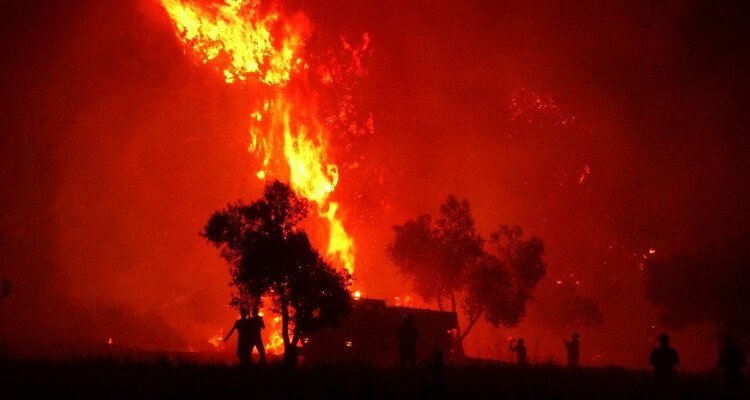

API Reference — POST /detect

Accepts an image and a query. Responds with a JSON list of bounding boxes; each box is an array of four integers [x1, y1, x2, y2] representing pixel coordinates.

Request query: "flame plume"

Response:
[[161, 0, 364, 354], [161, 0, 309, 85], [161, 0, 357, 274]]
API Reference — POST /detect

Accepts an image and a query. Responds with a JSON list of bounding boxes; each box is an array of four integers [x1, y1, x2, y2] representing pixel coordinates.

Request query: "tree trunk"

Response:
[[279, 293, 297, 368], [282, 344, 298, 369], [454, 335, 465, 360], [448, 293, 465, 360], [460, 313, 481, 342]]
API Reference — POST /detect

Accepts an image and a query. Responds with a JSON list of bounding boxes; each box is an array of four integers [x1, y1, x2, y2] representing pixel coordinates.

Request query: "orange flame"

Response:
[[264, 314, 285, 354], [161, 0, 356, 275], [160, 0, 309, 85], [208, 329, 224, 350]]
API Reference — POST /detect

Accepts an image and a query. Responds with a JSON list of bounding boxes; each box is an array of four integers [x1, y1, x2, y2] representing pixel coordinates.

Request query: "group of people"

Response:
[[223, 308, 748, 392], [223, 306, 266, 366], [508, 332, 580, 368], [507, 332, 747, 389], [649, 333, 747, 393]]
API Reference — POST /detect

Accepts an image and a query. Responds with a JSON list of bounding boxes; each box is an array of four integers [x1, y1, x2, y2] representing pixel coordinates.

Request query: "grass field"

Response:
[[0, 357, 745, 399]]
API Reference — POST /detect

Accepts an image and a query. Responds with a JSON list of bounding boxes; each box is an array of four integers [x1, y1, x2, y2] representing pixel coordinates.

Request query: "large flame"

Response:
[[162, 0, 360, 354], [161, 0, 308, 85], [161, 0, 356, 274]]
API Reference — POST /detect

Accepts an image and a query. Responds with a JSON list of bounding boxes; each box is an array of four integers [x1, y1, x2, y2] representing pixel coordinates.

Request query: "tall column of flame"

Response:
[[161, 0, 355, 275]]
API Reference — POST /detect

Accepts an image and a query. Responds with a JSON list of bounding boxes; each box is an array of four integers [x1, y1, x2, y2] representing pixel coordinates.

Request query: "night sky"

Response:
[[1, 0, 749, 370]]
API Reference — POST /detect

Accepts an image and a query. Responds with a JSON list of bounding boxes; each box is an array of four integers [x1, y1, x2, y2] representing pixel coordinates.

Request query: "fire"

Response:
[[160, 0, 309, 85], [208, 329, 224, 349], [161, 0, 357, 275], [162, 0, 365, 357], [264, 314, 285, 354], [393, 295, 414, 307]]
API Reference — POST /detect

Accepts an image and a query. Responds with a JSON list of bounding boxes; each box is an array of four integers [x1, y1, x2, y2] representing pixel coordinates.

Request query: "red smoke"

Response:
[[1, 0, 748, 370]]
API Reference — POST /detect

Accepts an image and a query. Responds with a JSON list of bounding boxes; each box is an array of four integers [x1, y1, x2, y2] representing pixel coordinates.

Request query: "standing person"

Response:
[[563, 332, 580, 368], [718, 336, 746, 389], [224, 306, 266, 366], [650, 334, 679, 396], [509, 338, 527, 366], [397, 314, 419, 368]]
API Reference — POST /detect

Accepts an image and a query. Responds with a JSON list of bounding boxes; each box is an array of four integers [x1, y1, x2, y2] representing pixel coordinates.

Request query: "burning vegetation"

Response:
[[160, 0, 362, 276], [159, 0, 373, 357], [202, 180, 352, 366]]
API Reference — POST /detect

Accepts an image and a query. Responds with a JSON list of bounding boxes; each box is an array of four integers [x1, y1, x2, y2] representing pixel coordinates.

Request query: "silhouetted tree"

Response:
[[389, 196, 546, 356], [203, 180, 351, 367], [644, 234, 750, 342]]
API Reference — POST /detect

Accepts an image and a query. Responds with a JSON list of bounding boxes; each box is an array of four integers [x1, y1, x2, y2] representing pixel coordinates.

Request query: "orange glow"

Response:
[[393, 295, 414, 307], [208, 329, 224, 350], [264, 313, 285, 354], [107, 337, 113, 345]]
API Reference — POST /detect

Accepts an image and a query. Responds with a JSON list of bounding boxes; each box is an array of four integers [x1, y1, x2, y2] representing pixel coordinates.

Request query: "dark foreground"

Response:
[[0, 358, 745, 399]]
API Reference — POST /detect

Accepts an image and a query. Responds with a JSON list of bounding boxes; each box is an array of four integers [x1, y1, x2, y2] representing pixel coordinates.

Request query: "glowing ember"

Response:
[[208, 329, 224, 349], [107, 337, 113, 345], [578, 165, 591, 184], [510, 87, 575, 126], [353, 290, 361, 300]]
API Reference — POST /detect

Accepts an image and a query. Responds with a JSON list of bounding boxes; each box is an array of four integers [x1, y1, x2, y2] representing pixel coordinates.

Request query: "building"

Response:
[[302, 298, 458, 366]]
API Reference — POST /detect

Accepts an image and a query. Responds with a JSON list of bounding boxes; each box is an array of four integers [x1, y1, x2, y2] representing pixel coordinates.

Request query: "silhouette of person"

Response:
[[563, 332, 580, 368], [428, 349, 445, 396], [650, 334, 679, 394], [224, 306, 266, 366], [509, 338, 527, 366], [397, 314, 419, 368], [718, 336, 746, 388]]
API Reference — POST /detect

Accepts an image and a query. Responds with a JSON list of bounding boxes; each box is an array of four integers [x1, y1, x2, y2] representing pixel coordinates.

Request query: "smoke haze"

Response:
[[1, 0, 748, 369]]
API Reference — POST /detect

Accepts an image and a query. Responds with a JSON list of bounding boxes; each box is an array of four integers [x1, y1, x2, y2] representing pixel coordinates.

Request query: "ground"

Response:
[[0, 357, 744, 399]]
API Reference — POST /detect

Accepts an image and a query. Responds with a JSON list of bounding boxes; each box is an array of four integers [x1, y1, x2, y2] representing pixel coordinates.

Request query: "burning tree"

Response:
[[159, 0, 367, 277], [203, 180, 352, 367], [389, 196, 546, 356]]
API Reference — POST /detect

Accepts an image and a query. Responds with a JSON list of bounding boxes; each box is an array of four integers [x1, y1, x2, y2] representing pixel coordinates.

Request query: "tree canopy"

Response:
[[203, 180, 351, 366], [388, 195, 546, 355]]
